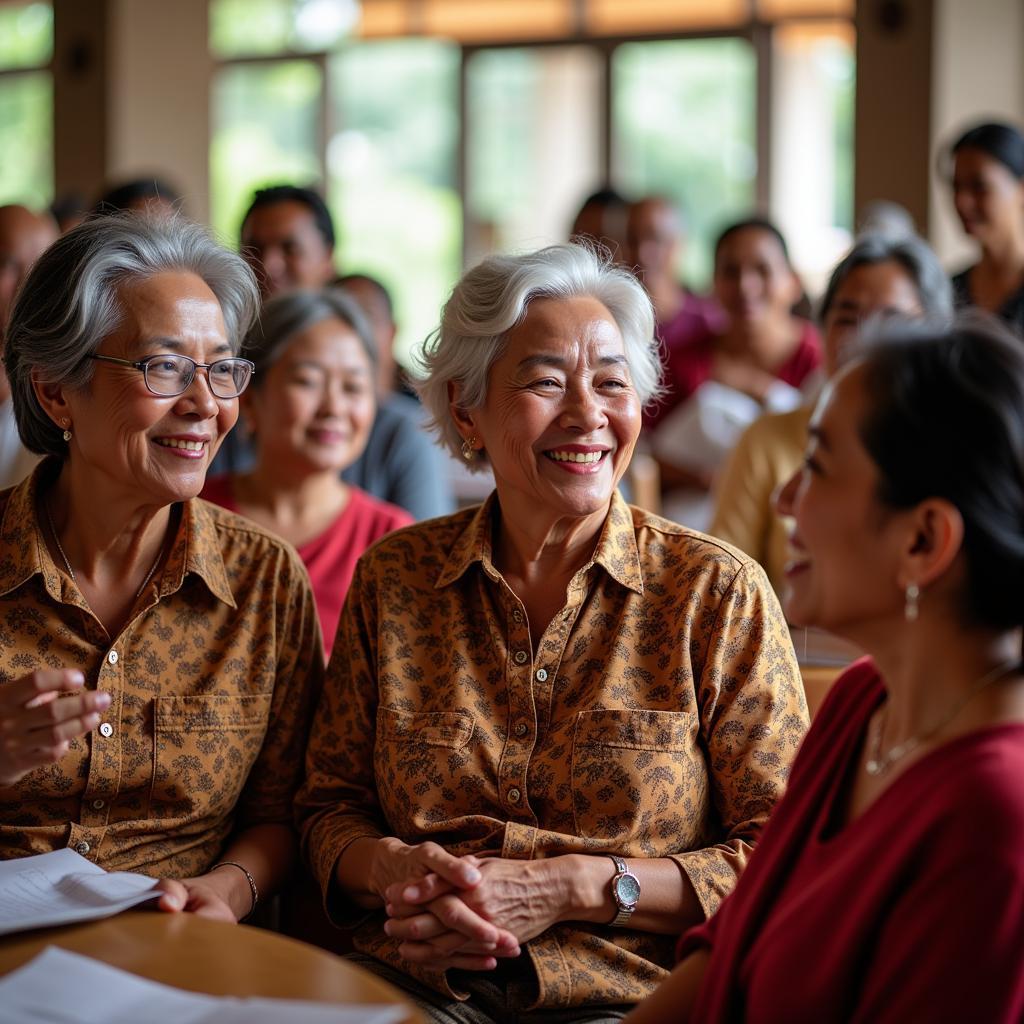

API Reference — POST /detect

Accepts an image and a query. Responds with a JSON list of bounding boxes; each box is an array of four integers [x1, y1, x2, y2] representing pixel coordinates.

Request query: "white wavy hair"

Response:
[[416, 242, 661, 470]]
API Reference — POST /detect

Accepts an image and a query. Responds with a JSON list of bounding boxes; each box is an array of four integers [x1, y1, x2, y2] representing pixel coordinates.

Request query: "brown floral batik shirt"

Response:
[[0, 462, 323, 878], [298, 491, 807, 1009]]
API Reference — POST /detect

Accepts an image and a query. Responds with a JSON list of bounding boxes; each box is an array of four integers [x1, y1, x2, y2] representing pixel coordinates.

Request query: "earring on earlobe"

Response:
[[61, 420, 72, 443], [461, 437, 478, 462], [904, 582, 920, 622]]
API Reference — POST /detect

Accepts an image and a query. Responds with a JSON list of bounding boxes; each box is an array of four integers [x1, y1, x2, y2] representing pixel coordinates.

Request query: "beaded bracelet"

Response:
[[211, 860, 258, 920]]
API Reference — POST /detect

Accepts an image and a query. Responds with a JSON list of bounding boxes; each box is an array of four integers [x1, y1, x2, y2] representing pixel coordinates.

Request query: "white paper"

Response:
[[0, 948, 408, 1024], [0, 849, 161, 936]]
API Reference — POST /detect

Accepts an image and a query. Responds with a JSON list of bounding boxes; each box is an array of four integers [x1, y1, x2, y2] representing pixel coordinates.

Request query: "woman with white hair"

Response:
[[0, 214, 321, 922], [297, 243, 808, 1022]]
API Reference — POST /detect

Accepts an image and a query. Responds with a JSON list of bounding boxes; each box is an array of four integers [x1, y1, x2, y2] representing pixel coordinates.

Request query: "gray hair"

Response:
[[243, 288, 377, 383], [5, 213, 259, 458], [819, 232, 953, 326], [416, 242, 660, 468]]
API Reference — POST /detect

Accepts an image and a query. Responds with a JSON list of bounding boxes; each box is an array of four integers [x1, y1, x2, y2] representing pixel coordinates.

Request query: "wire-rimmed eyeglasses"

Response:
[[89, 353, 256, 399]]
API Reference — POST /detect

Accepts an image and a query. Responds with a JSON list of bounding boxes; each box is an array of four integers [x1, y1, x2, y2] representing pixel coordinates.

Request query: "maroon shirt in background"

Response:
[[646, 319, 822, 430], [201, 476, 412, 657], [679, 657, 1024, 1023]]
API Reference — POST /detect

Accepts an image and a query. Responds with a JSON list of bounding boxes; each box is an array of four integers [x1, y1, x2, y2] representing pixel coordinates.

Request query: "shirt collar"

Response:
[[0, 459, 235, 608], [436, 490, 644, 596]]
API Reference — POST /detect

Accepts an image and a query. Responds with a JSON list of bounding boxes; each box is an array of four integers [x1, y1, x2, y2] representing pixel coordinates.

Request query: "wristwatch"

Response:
[[606, 854, 641, 927]]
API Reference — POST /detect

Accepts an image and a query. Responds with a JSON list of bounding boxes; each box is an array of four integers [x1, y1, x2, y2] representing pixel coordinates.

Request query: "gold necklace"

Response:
[[865, 658, 1020, 776], [45, 498, 166, 602]]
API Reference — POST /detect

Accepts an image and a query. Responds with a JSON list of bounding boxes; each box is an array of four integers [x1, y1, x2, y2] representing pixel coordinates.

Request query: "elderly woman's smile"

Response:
[[459, 294, 640, 524]]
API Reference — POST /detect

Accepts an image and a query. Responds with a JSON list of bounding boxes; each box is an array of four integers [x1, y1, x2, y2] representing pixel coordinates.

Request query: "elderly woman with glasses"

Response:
[[0, 214, 322, 922], [297, 243, 807, 1022]]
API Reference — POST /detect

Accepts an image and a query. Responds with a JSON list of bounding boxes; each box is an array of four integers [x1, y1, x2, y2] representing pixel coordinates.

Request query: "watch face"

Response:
[[615, 873, 641, 906]]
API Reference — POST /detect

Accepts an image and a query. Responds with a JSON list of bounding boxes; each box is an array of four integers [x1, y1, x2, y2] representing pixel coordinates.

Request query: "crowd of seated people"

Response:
[[0, 116, 1022, 1023]]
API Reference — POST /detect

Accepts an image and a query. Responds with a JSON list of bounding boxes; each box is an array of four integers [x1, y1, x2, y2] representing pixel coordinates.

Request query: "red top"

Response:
[[647, 319, 821, 429], [680, 657, 1024, 1023], [201, 476, 412, 657]]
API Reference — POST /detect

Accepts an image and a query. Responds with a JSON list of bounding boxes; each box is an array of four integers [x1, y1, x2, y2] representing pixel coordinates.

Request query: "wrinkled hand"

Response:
[[385, 857, 568, 970], [153, 873, 240, 923], [0, 670, 110, 787]]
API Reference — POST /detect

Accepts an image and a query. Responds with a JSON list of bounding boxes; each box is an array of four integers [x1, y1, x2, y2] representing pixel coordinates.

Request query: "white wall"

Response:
[[929, 0, 1024, 268]]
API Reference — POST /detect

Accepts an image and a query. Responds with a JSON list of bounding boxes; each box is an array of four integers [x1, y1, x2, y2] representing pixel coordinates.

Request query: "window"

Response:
[[0, 1, 53, 207], [210, 0, 855, 362]]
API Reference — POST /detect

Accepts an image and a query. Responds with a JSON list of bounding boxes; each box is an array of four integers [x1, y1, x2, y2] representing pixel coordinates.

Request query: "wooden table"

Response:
[[0, 912, 422, 1022]]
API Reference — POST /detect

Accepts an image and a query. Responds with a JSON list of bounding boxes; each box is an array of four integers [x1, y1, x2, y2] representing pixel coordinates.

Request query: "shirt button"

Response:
[[513, 650, 528, 665], [75, 841, 90, 855], [514, 722, 528, 737], [107, 650, 119, 665], [508, 788, 522, 804], [535, 668, 548, 682], [512, 609, 523, 622], [92, 798, 105, 810], [98, 722, 113, 738]]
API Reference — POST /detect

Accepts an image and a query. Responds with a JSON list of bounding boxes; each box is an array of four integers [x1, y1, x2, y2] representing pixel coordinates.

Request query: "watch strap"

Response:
[[607, 854, 637, 927]]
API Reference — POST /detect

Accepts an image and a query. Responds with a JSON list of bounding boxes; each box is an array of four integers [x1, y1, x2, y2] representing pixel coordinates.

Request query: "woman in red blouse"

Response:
[[627, 317, 1024, 1023]]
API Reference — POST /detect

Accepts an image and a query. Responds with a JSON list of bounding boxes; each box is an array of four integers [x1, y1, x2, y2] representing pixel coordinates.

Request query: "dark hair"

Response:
[[240, 185, 335, 249], [243, 288, 376, 386], [577, 187, 627, 211], [950, 121, 1024, 180], [94, 178, 181, 215], [856, 316, 1024, 630], [714, 216, 791, 266], [335, 272, 394, 322], [819, 232, 953, 326]]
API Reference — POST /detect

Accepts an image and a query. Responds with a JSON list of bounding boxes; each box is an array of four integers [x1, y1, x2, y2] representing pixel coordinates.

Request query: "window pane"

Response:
[[612, 39, 756, 287], [210, 60, 322, 243], [771, 22, 855, 291], [210, 0, 355, 58], [466, 46, 603, 262], [588, 0, 746, 35], [0, 2, 52, 69], [328, 40, 460, 368], [0, 72, 52, 205]]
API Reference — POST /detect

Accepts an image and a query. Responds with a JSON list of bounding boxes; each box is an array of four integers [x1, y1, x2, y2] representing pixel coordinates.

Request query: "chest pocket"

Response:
[[152, 694, 271, 818], [570, 708, 705, 844], [375, 708, 475, 838]]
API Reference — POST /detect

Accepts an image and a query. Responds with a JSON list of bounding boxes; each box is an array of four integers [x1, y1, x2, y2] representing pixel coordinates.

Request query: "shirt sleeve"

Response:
[[235, 547, 324, 828], [709, 421, 773, 566], [670, 560, 808, 918], [295, 557, 389, 924]]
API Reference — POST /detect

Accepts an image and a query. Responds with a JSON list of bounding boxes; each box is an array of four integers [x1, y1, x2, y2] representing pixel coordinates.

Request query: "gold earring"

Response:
[[461, 437, 477, 462]]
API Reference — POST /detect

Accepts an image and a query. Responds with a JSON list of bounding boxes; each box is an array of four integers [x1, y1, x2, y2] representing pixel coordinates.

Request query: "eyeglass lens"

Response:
[[144, 355, 252, 398]]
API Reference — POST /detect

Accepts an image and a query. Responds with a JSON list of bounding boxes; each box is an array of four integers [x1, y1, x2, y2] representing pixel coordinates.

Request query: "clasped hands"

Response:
[[375, 839, 570, 972]]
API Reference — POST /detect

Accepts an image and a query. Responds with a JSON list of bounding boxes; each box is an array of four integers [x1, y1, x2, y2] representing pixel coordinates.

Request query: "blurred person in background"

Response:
[[711, 232, 952, 593], [94, 177, 182, 219], [947, 121, 1024, 336], [335, 272, 455, 521], [649, 217, 820, 530], [202, 288, 412, 657], [239, 184, 336, 301], [625, 196, 723, 363], [570, 186, 629, 262], [0, 204, 57, 488]]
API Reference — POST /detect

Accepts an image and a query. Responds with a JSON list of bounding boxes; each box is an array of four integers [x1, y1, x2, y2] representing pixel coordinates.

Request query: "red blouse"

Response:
[[680, 657, 1024, 1023]]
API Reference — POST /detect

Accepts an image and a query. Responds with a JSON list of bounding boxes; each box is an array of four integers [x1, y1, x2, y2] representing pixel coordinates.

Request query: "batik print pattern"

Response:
[[0, 462, 322, 877], [298, 490, 807, 1009]]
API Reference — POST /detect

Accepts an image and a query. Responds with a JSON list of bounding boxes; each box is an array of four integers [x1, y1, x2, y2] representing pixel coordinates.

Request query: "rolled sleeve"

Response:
[[675, 561, 808, 917]]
